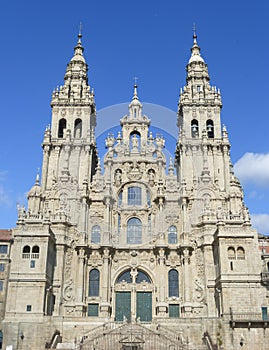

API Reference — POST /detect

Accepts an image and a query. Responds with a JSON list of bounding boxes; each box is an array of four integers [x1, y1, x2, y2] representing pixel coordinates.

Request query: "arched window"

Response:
[[58, 118, 66, 138], [136, 270, 151, 284], [32, 245, 40, 259], [32, 246, 39, 253], [74, 118, 82, 138], [127, 217, 142, 244], [191, 119, 199, 138], [91, 225, 101, 244], [237, 247, 245, 260], [22, 245, 30, 259], [206, 119, 214, 138], [128, 187, 141, 206], [89, 269, 100, 296], [168, 226, 177, 244], [116, 270, 132, 284], [267, 262, 269, 272], [168, 269, 179, 297], [227, 247, 236, 260]]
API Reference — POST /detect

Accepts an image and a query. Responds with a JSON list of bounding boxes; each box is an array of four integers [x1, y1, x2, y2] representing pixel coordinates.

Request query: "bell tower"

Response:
[[41, 32, 97, 193], [176, 32, 227, 190]]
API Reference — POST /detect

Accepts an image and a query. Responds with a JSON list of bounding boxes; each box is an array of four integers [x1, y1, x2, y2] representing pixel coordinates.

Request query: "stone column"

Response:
[[182, 247, 192, 316], [53, 244, 65, 316], [183, 248, 191, 302], [156, 248, 168, 317], [100, 248, 111, 318], [75, 248, 85, 316]]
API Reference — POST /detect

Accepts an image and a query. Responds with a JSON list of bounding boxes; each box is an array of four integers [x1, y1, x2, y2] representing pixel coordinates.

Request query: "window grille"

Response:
[[128, 187, 142, 206], [127, 218, 142, 244], [168, 269, 179, 297]]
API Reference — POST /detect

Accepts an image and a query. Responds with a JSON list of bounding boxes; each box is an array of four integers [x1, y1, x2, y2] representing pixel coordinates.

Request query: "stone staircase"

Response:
[[54, 321, 212, 350]]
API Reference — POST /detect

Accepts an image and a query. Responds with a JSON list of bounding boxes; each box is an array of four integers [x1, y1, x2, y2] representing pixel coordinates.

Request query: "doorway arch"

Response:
[[114, 268, 153, 322]]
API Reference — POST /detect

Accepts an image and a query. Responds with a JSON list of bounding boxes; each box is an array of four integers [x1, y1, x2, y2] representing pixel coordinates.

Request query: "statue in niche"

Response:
[[114, 169, 122, 186], [148, 169, 155, 186], [131, 134, 139, 149]]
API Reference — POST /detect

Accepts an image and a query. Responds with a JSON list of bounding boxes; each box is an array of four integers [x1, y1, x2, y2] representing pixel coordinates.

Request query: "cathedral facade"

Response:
[[1, 33, 268, 350]]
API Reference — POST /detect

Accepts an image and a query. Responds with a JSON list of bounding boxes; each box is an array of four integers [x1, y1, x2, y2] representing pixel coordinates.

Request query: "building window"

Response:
[[0, 245, 8, 255], [128, 187, 142, 206], [168, 269, 179, 297], [262, 307, 268, 321], [127, 217, 142, 244], [31, 245, 40, 259], [88, 269, 100, 297], [117, 270, 132, 284], [227, 247, 236, 260], [136, 270, 151, 284], [206, 119, 214, 138], [237, 247, 245, 260], [22, 245, 30, 259], [58, 118, 66, 138], [147, 190, 151, 206], [191, 119, 199, 138], [169, 304, 180, 318], [88, 303, 99, 317], [0, 264, 5, 272], [0, 281, 3, 292], [74, 118, 82, 138], [118, 214, 121, 234], [26, 305, 32, 312], [30, 260, 35, 268], [91, 225, 101, 244], [168, 225, 177, 244]]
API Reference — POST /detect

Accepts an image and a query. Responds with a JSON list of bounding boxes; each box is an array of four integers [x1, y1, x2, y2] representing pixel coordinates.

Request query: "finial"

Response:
[[35, 168, 40, 185], [78, 22, 83, 41], [193, 23, 197, 43], [132, 77, 139, 100]]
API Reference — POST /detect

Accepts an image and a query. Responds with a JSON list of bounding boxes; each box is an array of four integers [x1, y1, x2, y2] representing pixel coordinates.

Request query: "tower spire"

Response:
[[189, 29, 204, 64]]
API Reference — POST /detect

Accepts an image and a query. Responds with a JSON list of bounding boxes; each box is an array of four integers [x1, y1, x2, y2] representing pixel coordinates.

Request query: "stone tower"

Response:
[[2, 33, 268, 350]]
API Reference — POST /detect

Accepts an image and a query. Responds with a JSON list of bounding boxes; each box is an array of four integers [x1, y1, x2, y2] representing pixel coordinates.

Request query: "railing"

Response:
[[203, 332, 218, 350], [229, 309, 269, 329]]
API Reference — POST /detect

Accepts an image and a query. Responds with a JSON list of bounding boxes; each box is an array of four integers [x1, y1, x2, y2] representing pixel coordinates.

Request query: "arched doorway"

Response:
[[114, 268, 153, 322]]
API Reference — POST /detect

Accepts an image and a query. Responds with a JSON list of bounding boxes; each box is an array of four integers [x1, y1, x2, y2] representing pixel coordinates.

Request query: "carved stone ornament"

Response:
[[127, 161, 142, 180]]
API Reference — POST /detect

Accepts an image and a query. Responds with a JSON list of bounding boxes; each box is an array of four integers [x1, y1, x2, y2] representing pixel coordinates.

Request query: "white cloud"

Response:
[[234, 152, 269, 187], [251, 213, 269, 235]]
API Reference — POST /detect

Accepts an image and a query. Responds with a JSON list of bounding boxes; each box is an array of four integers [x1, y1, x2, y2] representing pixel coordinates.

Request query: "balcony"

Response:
[[230, 312, 269, 329]]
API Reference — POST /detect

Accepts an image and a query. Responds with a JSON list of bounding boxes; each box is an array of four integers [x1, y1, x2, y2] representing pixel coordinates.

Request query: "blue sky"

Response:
[[0, 0, 268, 233]]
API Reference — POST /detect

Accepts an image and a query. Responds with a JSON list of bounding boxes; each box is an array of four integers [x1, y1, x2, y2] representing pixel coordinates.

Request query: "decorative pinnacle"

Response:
[[132, 77, 139, 100], [74, 23, 84, 54], [79, 22, 82, 37], [35, 168, 40, 185], [193, 23, 197, 43]]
